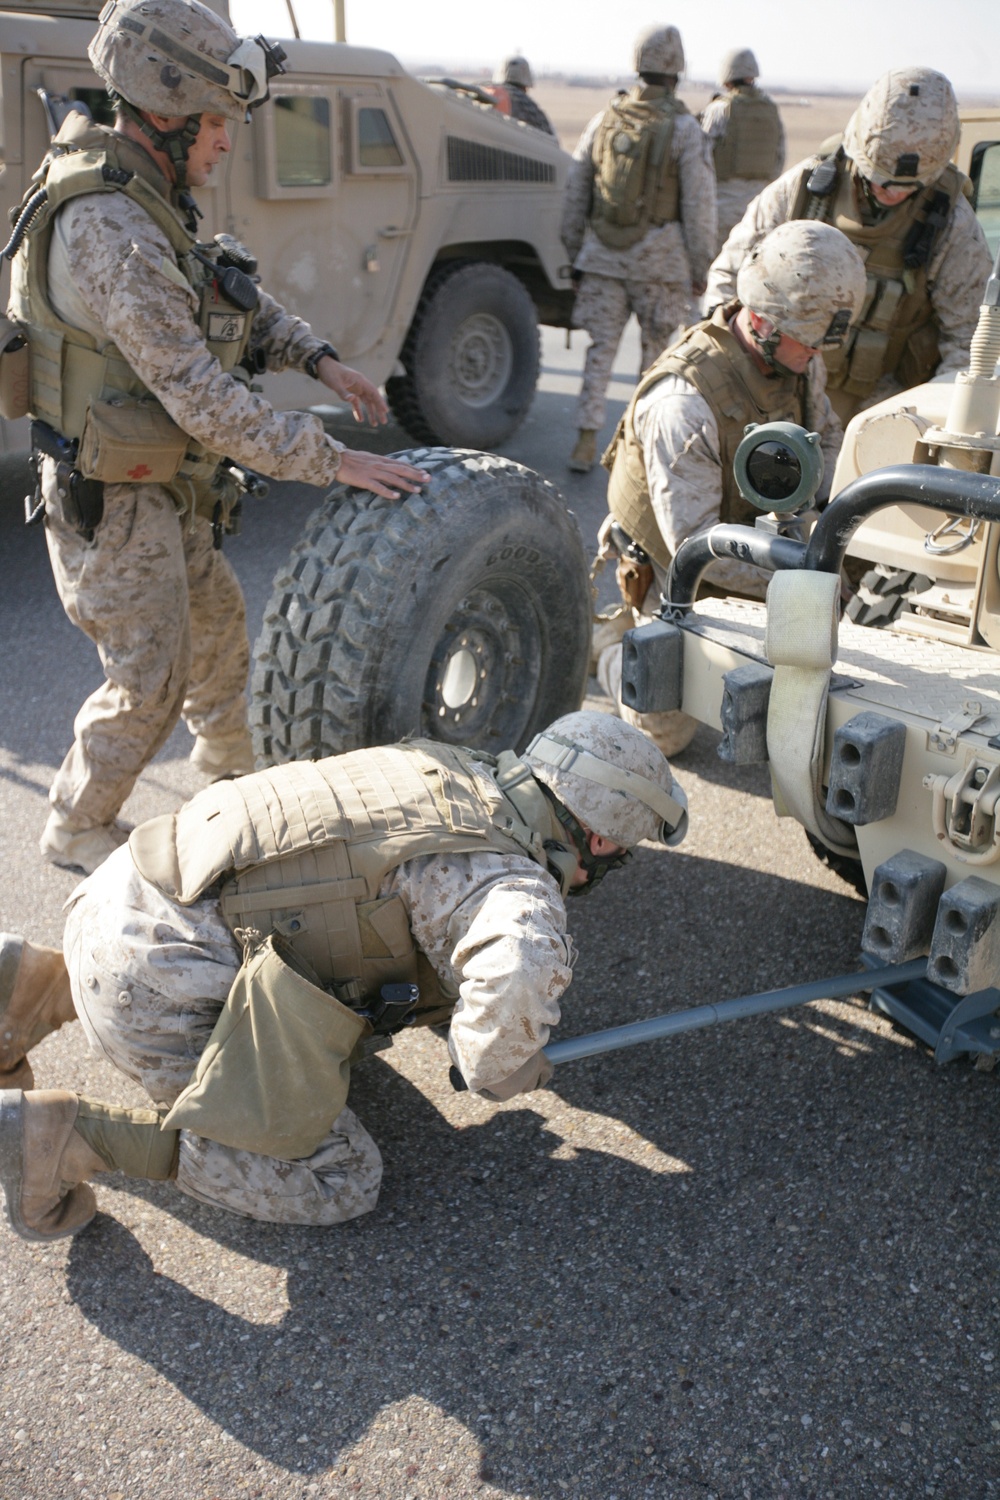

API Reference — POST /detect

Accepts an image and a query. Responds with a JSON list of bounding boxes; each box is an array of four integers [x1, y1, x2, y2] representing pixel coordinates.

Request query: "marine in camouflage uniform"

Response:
[[0, 715, 688, 1237], [561, 25, 717, 471], [700, 48, 785, 251], [595, 221, 866, 757], [8, 0, 427, 878], [705, 67, 993, 425], [489, 55, 556, 136]]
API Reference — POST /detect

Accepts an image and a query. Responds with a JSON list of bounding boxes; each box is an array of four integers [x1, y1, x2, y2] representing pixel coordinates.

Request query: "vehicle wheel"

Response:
[[386, 261, 540, 448], [805, 831, 868, 897], [250, 448, 591, 764], [844, 566, 931, 628]]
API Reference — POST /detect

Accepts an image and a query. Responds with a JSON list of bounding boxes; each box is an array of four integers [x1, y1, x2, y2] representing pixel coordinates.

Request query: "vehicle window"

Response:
[[970, 140, 1000, 259], [274, 95, 331, 187], [357, 107, 403, 169], [68, 86, 115, 127]]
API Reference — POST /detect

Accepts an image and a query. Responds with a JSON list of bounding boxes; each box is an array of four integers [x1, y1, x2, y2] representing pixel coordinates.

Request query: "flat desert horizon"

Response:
[[520, 81, 997, 164], [533, 82, 863, 163]]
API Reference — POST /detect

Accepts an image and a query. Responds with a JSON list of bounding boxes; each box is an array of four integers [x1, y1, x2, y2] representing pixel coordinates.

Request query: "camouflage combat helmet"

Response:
[[494, 55, 534, 89], [89, 0, 285, 183], [737, 221, 867, 350], [843, 67, 960, 187], [524, 711, 688, 851], [720, 47, 759, 85], [633, 25, 684, 79]]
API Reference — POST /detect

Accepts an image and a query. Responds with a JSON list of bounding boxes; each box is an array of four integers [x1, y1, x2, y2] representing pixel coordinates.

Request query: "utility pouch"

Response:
[[77, 395, 188, 485], [842, 326, 890, 395], [0, 316, 30, 421], [162, 933, 370, 1160]]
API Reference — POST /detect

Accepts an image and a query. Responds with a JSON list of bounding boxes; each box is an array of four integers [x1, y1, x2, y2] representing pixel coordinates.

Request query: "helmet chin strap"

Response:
[[856, 174, 897, 223], [116, 96, 201, 190], [748, 318, 801, 379], [540, 786, 631, 897]]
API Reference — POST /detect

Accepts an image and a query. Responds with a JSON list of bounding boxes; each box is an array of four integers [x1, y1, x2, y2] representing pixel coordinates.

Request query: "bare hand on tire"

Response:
[[317, 356, 389, 426], [336, 450, 431, 499]]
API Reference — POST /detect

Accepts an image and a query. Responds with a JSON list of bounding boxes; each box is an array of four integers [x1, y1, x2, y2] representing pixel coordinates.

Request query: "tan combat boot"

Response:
[[568, 429, 598, 473], [0, 934, 77, 1090], [0, 1090, 107, 1240], [40, 812, 130, 876], [189, 728, 256, 780], [0, 1090, 179, 1242]]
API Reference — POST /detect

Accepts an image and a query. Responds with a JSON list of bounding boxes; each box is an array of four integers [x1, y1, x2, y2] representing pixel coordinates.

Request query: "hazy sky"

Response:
[[230, 0, 999, 95]]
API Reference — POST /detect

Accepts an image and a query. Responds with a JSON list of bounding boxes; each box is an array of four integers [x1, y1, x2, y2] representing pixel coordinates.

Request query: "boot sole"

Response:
[[0, 933, 25, 1015], [0, 934, 28, 1085], [0, 1090, 95, 1242]]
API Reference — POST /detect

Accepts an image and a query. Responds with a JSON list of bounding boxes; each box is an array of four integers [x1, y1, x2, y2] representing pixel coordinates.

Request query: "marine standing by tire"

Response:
[[700, 48, 785, 252], [704, 67, 993, 424], [7, 0, 429, 877], [595, 221, 866, 756], [0, 713, 688, 1236], [561, 24, 717, 473]]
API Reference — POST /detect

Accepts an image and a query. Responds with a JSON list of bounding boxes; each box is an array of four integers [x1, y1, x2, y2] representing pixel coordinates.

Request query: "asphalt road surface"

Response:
[[1, 325, 998, 1500]]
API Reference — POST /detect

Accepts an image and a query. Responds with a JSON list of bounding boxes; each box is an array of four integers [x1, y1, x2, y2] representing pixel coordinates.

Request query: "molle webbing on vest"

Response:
[[129, 741, 556, 1019], [590, 86, 685, 249], [711, 87, 782, 181], [604, 306, 809, 568], [791, 152, 964, 396], [10, 121, 256, 511]]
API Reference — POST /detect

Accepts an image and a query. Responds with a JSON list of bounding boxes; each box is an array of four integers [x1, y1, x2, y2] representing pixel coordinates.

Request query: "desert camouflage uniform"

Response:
[[597, 355, 842, 753], [62, 831, 574, 1224], [28, 182, 345, 833], [562, 104, 717, 432], [700, 91, 785, 249], [704, 156, 992, 406]]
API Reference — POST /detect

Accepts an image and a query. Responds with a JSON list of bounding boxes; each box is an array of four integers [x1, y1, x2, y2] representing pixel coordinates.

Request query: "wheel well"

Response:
[[429, 242, 574, 328]]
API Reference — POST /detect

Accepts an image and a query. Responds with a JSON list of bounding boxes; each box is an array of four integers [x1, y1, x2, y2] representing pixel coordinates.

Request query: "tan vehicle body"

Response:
[[0, 0, 573, 449], [618, 112, 1000, 1061]]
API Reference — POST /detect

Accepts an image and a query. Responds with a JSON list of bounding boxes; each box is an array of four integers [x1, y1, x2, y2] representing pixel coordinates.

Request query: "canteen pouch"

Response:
[[77, 394, 189, 484], [162, 933, 370, 1160]]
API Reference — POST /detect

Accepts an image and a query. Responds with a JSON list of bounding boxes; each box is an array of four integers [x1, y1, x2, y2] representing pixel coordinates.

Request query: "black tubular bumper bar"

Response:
[[664, 465, 1000, 612]]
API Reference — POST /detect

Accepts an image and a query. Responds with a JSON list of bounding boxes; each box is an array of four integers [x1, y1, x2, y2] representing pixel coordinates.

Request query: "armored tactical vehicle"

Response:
[[0, 0, 573, 452]]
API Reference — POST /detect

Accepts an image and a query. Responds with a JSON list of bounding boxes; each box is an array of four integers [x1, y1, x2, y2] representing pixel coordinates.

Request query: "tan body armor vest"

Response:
[[129, 740, 569, 1028], [9, 116, 257, 515], [603, 305, 810, 569], [589, 85, 685, 249], [711, 87, 782, 182], [791, 150, 965, 398]]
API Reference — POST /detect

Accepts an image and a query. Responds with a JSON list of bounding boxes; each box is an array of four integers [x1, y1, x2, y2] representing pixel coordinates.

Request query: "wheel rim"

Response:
[[447, 313, 514, 408], [423, 581, 542, 746]]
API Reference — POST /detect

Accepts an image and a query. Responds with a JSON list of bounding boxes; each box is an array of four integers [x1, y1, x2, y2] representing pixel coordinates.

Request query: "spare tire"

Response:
[[251, 448, 591, 764], [385, 261, 540, 448]]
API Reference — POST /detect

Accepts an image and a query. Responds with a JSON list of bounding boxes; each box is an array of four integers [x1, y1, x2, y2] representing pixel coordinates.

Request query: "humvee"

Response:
[[0, 0, 573, 452]]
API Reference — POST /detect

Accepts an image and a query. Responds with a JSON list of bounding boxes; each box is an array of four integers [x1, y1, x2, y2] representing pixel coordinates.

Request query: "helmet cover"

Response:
[[720, 47, 759, 85], [843, 66, 960, 186], [737, 220, 867, 349], [494, 54, 534, 88], [525, 711, 687, 848], [633, 25, 684, 78], [89, 0, 278, 122]]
